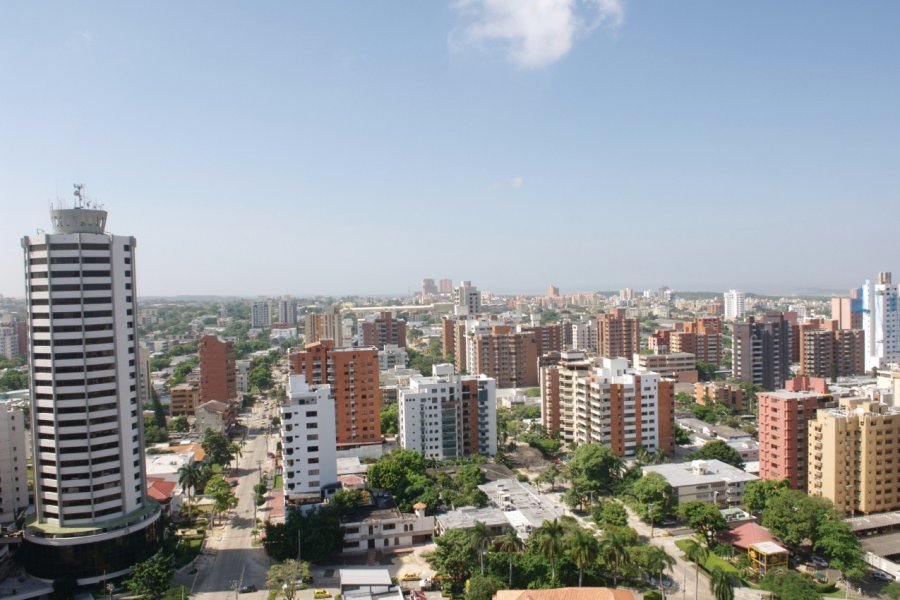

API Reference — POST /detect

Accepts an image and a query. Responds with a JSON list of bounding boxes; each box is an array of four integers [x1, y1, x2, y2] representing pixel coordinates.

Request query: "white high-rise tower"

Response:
[[862, 272, 900, 371], [723, 289, 746, 321], [20, 186, 161, 582]]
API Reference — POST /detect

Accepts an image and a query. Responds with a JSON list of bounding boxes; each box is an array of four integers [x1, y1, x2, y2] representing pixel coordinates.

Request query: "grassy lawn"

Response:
[[675, 540, 741, 575], [273, 474, 283, 490], [174, 536, 204, 568]]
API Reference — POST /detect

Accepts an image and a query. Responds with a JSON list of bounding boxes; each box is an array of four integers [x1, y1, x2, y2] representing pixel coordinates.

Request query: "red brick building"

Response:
[[198, 334, 237, 405], [758, 389, 830, 490], [597, 309, 640, 359], [361, 311, 407, 349], [290, 340, 381, 447]]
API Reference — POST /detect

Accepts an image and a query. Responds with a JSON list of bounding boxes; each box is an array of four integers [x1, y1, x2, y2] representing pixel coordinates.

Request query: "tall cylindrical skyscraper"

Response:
[[20, 190, 162, 582]]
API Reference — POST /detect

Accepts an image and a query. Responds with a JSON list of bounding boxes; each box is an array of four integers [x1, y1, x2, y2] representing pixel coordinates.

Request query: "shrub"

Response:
[[644, 591, 663, 600]]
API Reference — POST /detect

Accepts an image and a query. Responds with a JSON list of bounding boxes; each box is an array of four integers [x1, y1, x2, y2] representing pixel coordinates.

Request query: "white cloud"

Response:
[[492, 176, 525, 190], [450, 0, 624, 69]]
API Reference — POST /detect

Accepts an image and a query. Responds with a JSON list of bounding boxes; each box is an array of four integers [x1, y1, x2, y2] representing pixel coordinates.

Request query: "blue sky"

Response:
[[1, 1, 898, 298]]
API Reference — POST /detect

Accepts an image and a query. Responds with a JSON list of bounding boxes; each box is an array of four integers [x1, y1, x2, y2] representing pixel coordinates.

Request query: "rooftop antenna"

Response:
[[73, 183, 85, 208]]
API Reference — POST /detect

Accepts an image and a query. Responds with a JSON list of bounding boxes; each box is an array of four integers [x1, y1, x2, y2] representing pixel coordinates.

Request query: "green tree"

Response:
[[248, 363, 272, 391], [266, 559, 310, 600], [742, 479, 789, 514], [466, 575, 502, 600], [471, 521, 492, 576], [632, 546, 675, 595], [815, 518, 865, 578], [177, 462, 202, 517], [532, 518, 566, 582], [536, 465, 560, 492], [380, 404, 399, 435], [592, 499, 629, 528], [566, 443, 624, 497], [761, 490, 830, 550], [497, 528, 522, 589], [884, 582, 900, 600], [426, 528, 477, 593], [205, 474, 238, 525], [598, 526, 635, 587], [566, 528, 599, 587], [678, 501, 727, 547], [126, 553, 175, 599], [709, 566, 738, 600], [632, 473, 676, 525], [689, 440, 744, 468], [759, 569, 821, 600], [681, 538, 708, 600], [170, 416, 190, 433], [201, 430, 235, 466]]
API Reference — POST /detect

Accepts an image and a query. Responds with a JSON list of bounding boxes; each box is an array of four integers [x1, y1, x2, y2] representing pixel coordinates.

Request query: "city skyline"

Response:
[[2, 2, 899, 297]]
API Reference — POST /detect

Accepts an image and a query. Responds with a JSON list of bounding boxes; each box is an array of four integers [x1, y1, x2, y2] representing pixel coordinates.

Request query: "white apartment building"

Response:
[[281, 375, 338, 502], [398, 364, 496, 460], [862, 272, 900, 370], [570, 320, 598, 352], [567, 357, 674, 456], [236, 359, 252, 394], [341, 502, 434, 554], [0, 326, 18, 360], [274, 296, 297, 325], [251, 300, 271, 329], [724, 290, 746, 321], [137, 345, 151, 406], [453, 281, 481, 317], [21, 198, 161, 582], [643, 460, 758, 506], [378, 344, 408, 370], [0, 400, 28, 525]]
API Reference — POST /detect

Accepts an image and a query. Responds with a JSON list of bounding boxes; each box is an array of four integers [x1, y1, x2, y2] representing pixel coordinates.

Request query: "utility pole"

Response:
[[298, 528, 302, 562]]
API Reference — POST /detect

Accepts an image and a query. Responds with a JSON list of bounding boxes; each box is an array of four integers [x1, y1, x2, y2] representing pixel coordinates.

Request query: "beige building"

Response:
[[0, 401, 28, 525], [633, 352, 699, 383], [170, 383, 201, 417], [304, 304, 344, 347], [809, 398, 900, 515]]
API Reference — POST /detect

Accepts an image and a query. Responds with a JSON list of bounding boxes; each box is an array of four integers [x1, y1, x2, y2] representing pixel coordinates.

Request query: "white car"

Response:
[[872, 570, 895, 582], [808, 556, 828, 568]]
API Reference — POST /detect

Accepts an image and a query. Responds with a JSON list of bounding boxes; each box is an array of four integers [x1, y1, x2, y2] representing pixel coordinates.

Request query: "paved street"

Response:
[[175, 406, 275, 600]]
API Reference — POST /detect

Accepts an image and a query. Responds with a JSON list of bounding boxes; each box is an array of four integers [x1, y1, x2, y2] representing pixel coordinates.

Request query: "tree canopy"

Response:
[[689, 440, 744, 468], [126, 553, 174, 599]]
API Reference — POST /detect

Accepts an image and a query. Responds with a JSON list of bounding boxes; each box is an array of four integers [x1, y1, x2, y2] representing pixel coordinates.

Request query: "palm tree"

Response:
[[682, 538, 709, 600], [497, 528, 521, 588], [567, 528, 599, 587], [230, 442, 243, 471], [471, 521, 492, 576], [709, 567, 738, 600], [532, 518, 565, 582], [177, 463, 201, 519], [643, 547, 675, 598], [598, 528, 630, 587]]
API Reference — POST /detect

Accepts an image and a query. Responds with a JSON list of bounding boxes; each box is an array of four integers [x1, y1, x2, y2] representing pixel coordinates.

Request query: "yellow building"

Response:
[[748, 542, 789, 576], [809, 397, 900, 515], [170, 383, 201, 417]]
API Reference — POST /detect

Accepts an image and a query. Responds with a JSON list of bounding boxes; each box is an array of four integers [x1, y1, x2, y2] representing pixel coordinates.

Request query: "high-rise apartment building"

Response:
[[0, 400, 28, 525], [723, 290, 746, 321], [421, 279, 438, 297], [573, 358, 674, 456], [274, 296, 297, 325], [398, 364, 496, 460], [290, 340, 381, 447], [832, 292, 863, 331], [757, 389, 830, 490], [361, 311, 407, 349], [303, 304, 344, 347], [798, 323, 865, 379], [280, 375, 338, 502], [137, 345, 151, 406], [539, 351, 592, 442], [454, 281, 481, 316], [862, 272, 900, 370], [439, 279, 453, 295], [21, 199, 161, 580], [0, 324, 18, 360], [251, 300, 271, 329], [469, 325, 538, 388], [633, 352, 698, 383], [732, 314, 791, 390], [198, 334, 237, 406], [809, 398, 900, 515], [670, 317, 723, 365], [520, 324, 562, 356], [596, 308, 640, 359], [569, 320, 598, 353]]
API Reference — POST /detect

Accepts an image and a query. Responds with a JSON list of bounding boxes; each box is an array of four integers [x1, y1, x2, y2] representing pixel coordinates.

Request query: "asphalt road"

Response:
[[174, 406, 274, 600]]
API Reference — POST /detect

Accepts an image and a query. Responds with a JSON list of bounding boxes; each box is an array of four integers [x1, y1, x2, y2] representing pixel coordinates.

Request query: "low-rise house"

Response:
[[341, 500, 434, 554], [642, 459, 758, 506], [195, 399, 236, 434]]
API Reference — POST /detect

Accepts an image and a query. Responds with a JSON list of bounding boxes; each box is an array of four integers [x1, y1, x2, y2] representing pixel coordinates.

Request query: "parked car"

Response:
[[239, 585, 257, 593], [313, 589, 332, 598], [809, 556, 829, 568], [872, 570, 895, 582]]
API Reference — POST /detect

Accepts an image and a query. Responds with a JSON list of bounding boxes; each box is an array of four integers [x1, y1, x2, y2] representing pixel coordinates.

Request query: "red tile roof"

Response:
[[147, 477, 177, 502], [723, 522, 779, 550]]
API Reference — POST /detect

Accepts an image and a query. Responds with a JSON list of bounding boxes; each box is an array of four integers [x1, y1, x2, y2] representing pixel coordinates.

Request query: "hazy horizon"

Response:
[[2, 2, 898, 298]]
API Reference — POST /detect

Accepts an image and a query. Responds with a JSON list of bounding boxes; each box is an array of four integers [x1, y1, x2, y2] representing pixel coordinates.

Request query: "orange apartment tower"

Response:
[[758, 389, 830, 490], [199, 334, 237, 405], [597, 308, 640, 359], [361, 311, 407, 349], [290, 340, 381, 447]]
